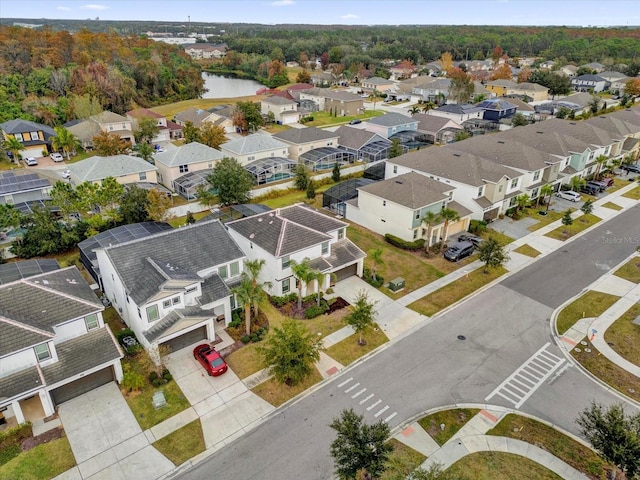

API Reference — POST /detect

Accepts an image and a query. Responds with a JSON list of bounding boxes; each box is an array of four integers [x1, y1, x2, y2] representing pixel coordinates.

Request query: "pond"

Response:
[[201, 72, 266, 99]]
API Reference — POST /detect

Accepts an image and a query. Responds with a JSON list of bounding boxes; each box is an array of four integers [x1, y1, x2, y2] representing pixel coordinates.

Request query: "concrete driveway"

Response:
[[58, 383, 173, 480]]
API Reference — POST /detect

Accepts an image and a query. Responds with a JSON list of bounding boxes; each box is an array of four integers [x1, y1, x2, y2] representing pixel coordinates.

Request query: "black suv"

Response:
[[444, 241, 475, 262], [586, 180, 606, 192], [580, 184, 600, 195]]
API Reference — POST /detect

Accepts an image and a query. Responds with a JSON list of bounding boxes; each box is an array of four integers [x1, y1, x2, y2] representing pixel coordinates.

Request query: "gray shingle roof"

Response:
[[0, 119, 56, 138], [221, 133, 289, 156], [263, 95, 297, 105], [199, 274, 230, 305], [358, 172, 453, 209], [320, 239, 366, 270], [102, 220, 244, 304], [41, 327, 122, 386], [365, 77, 395, 85], [90, 111, 129, 124], [143, 306, 211, 343], [0, 320, 52, 359], [0, 366, 43, 401], [434, 104, 483, 115], [68, 155, 157, 182], [412, 114, 462, 134], [322, 90, 363, 102], [174, 108, 212, 127], [154, 142, 224, 167], [336, 126, 389, 150], [277, 204, 347, 233], [273, 127, 338, 145], [366, 113, 417, 127], [147, 257, 203, 282]]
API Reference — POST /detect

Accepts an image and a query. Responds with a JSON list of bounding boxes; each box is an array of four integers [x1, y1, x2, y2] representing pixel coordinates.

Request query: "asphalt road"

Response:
[[181, 203, 640, 480]]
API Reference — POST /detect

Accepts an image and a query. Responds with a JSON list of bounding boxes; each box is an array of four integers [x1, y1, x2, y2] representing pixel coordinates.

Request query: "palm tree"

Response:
[[539, 184, 555, 210], [51, 126, 80, 161], [4, 137, 23, 165], [421, 210, 441, 256], [312, 270, 327, 306], [438, 207, 460, 253], [368, 248, 384, 282], [408, 106, 420, 116], [515, 193, 531, 212], [232, 277, 255, 336], [371, 88, 381, 111], [421, 101, 437, 113], [571, 176, 586, 192], [594, 155, 609, 180], [291, 258, 315, 310], [244, 259, 272, 320]]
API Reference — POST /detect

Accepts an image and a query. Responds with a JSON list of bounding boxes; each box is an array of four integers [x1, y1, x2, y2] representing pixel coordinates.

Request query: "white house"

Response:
[[0, 266, 123, 427], [221, 133, 290, 166], [428, 104, 484, 123], [364, 113, 418, 139], [154, 142, 224, 190], [67, 154, 158, 186], [261, 96, 301, 125], [571, 75, 611, 93], [227, 204, 365, 297], [95, 220, 246, 355]]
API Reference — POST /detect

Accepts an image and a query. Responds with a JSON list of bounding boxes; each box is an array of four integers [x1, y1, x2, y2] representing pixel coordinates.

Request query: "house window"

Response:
[[172, 296, 181, 305], [34, 343, 51, 362], [185, 286, 198, 294], [85, 314, 99, 331], [282, 255, 290, 269], [588, 151, 594, 161], [413, 229, 418, 239], [282, 278, 290, 293], [179, 165, 189, 173], [415, 210, 420, 220], [230, 295, 236, 309], [477, 186, 484, 198], [531, 188, 539, 199], [533, 170, 541, 181], [13, 133, 23, 142], [218, 265, 228, 279], [498, 184, 503, 192], [163, 299, 172, 308], [322, 242, 329, 255], [383, 200, 386, 207], [510, 179, 518, 189], [139, 172, 147, 181], [30, 131, 39, 140], [146, 304, 159, 322], [393, 165, 398, 174], [509, 197, 517, 207], [338, 228, 345, 239], [230, 261, 240, 277]]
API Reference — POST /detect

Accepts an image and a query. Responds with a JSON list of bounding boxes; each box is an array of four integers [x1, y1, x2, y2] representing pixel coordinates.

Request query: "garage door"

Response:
[[333, 263, 358, 283], [50, 367, 114, 406], [447, 219, 466, 236], [160, 325, 208, 353]]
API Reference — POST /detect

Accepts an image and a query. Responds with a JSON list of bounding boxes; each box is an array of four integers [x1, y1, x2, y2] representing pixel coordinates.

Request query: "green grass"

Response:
[[254, 184, 333, 209], [304, 109, 384, 127], [602, 201, 623, 211], [167, 210, 211, 227], [447, 452, 563, 480], [513, 244, 541, 258], [0, 436, 75, 480], [324, 326, 389, 366], [153, 419, 205, 466], [613, 257, 640, 283], [417, 408, 480, 446], [408, 266, 507, 317], [380, 438, 426, 480], [482, 229, 514, 245], [604, 177, 630, 194], [150, 95, 265, 119], [487, 414, 609, 478], [525, 208, 567, 232], [252, 368, 322, 407], [556, 290, 620, 335], [103, 306, 127, 335], [544, 213, 601, 240], [604, 303, 640, 367], [622, 185, 640, 200]]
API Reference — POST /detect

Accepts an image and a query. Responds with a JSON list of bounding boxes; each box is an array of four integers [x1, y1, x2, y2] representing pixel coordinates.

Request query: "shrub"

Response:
[[162, 369, 172, 381], [469, 219, 487, 233], [362, 267, 384, 287], [121, 364, 145, 392], [149, 371, 159, 382], [305, 303, 329, 318], [384, 233, 425, 251], [303, 293, 317, 304], [326, 287, 334, 294], [270, 292, 298, 307], [152, 377, 168, 387], [0, 422, 33, 465], [241, 335, 251, 344]]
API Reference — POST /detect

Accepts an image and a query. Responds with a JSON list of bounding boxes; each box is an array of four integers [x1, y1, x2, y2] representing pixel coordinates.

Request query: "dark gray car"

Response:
[[444, 240, 475, 262]]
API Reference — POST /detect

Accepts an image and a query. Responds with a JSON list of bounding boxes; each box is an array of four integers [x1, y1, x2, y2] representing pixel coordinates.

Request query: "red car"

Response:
[[193, 344, 228, 376]]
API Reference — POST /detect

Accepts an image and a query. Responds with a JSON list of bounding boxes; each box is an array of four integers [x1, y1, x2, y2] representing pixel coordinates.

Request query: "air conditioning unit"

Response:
[[388, 277, 405, 292]]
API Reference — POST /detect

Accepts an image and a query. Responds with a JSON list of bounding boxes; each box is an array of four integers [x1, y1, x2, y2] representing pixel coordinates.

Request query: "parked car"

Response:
[[622, 164, 640, 174], [586, 180, 606, 192], [599, 177, 615, 187], [555, 190, 582, 202], [50, 152, 64, 162], [193, 344, 228, 376], [24, 157, 38, 166], [349, 119, 362, 125], [580, 184, 600, 196], [458, 234, 484, 249], [60, 170, 71, 179], [444, 241, 475, 262]]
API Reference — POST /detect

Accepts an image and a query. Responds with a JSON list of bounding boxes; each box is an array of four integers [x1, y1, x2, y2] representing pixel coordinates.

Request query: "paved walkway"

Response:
[[394, 409, 589, 480]]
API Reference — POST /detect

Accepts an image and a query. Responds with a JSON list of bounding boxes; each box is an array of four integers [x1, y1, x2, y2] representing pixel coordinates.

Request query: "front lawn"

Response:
[[153, 419, 205, 466], [407, 266, 507, 317], [603, 303, 640, 367], [417, 408, 480, 446], [513, 244, 541, 258], [525, 208, 566, 232], [544, 213, 601, 240], [487, 414, 609, 478], [167, 210, 211, 228], [622, 185, 640, 200], [380, 439, 426, 480], [613, 257, 640, 283], [602, 201, 622, 211], [556, 291, 620, 335], [447, 452, 563, 480], [604, 176, 630, 194], [251, 368, 323, 407], [303, 109, 384, 127], [481, 229, 514, 246], [324, 326, 389, 366], [0, 436, 75, 480]]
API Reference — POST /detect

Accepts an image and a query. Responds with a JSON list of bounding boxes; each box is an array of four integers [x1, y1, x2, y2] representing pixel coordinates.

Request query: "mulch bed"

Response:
[[21, 426, 65, 452]]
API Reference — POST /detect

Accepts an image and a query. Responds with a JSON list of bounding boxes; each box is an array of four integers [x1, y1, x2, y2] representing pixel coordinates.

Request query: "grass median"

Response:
[[513, 243, 541, 258], [622, 185, 640, 200], [417, 408, 480, 446], [408, 266, 507, 317], [544, 213, 601, 241], [556, 291, 620, 335], [251, 369, 322, 407], [448, 452, 563, 480], [324, 326, 389, 366], [603, 303, 640, 367], [613, 257, 640, 283], [153, 419, 205, 466], [602, 201, 622, 211]]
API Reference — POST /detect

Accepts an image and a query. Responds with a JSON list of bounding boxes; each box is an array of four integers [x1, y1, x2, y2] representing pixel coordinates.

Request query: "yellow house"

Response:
[[0, 119, 56, 156]]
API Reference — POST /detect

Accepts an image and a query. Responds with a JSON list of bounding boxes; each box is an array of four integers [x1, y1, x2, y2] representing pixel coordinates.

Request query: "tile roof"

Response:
[[68, 154, 157, 182], [366, 112, 417, 127], [221, 133, 289, 155], [102, 220, 244, 304], [447, 200, 473, 217], [358, 172, 453, 209], [41, 327, 122, 386], [273, 127, 338, 144], [319, 239, 366, 270], [154, 142, 224, 167], [199, 274, 230, 305]]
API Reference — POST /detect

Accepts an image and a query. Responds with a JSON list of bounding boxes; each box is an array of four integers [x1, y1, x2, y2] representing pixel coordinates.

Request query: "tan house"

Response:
[[220, 133, 290, 165], [90, 112, 135, 144], [66, 154, 158, 186], [272, 127, 340, 161], [184, 43, 227, 59], [485, 80, 549, 102], [154, 142, 224, 190], [361, 77, 396, 93], [174, 108, 215, 128], [323, 91, 365, 117], [126, 108, 171, 143], [207, 105, 236, 134], [261, 96, 301, 125]]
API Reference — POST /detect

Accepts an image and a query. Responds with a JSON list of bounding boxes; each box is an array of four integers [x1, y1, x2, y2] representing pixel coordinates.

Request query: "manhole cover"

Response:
[[457, 335, 466, 340]]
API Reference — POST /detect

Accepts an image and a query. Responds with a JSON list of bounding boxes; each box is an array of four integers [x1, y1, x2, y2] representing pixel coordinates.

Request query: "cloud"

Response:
[[81, 4, 108, 10], [340, 14, 359, 19], [269, 0, 294, 6], [57, 6, 71, 11]]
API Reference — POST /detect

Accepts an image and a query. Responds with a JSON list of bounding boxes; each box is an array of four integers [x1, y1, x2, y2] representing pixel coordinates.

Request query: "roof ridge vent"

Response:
[[452, 153, 461, 157], [497, 140, 505, 144]]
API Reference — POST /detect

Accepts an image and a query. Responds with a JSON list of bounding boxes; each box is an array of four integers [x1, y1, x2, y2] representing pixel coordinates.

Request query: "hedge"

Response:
[[384, 233, 425, 251], [305, 303, 329, 319]]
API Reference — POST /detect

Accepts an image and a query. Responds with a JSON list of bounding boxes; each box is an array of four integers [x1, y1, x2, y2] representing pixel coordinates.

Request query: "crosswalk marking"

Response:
[[338, 377, 353, 388], [359, 393, 374, 405], [336, 377, 398, 425], [485, 342, 566, 409], [374, 405, 389, 417], [351, 388, 367, 399], [344, 382, 360, 393], [366, 399, 382, 411], [383, 412, 397, 423]]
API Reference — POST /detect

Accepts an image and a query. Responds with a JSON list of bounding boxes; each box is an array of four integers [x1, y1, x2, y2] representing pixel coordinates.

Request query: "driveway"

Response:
[[58, 383, 173, 479]]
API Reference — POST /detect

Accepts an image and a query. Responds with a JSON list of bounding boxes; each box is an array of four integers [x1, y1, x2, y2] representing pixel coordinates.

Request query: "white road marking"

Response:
[[338, 377, 353, 388], [344, 382, 360, 393], [367, 399, 382, 411], [351, 388, 367, 399], [383, 412, 398, 423], [359, 393, 374, 405], [374, 405, 390, 417]]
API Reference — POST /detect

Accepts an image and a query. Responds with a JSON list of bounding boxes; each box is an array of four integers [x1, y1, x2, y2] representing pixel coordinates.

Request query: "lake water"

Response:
[[201, 73, 266, 99]]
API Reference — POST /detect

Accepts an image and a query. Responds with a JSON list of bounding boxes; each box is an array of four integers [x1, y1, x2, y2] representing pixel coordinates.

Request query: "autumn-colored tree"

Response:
[[200, 122, 227, 150], [517, 67, 532, 83], [267, 59, 285, 80], [231, 110, 247, 134], [448, 68, 475, 104], [440, 52, 453, 72], [146, 188, 173, 222], [296, 69, 311, 84], [92, 131, 132, 156], [491, 46, 503, 63], [624, 78, 640, 96], [298, 52, 309, 69], [320, 52, 329, 70], [396, 59, 415, 79], [490, 63, 513, 81]]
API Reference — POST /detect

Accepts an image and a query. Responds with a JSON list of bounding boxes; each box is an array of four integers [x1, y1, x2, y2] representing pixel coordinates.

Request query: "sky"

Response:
[[0, 0, 638, 27]]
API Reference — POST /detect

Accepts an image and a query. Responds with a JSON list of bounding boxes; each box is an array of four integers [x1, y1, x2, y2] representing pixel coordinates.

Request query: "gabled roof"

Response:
[[322, 90, 363, 102], [434, 104, 483, 115], [336, 126, 390, 150], [262, 95, 297, 106], [273, 126, 338, 145], [358, 172, 453, 209], [68, 154, 157, 182], [66, 119, 101, 143], [412, 113, 463, 133], [154, 142, 224, 167], [221, 133, 289, 156], [174, 107, 213, 127], [127, 108, 164, 119], [365, 77, 395, 85], [207, 104, 235, 119], [487, 79, 517, 88], [573, 74, 607, 82], [227, 204, 339, 257], [90, 111, 129, 124], [0, 119, 55, 138], [476, 99, 517, 111], [366, 112, 417, 127], [101, 220, 244, 305]]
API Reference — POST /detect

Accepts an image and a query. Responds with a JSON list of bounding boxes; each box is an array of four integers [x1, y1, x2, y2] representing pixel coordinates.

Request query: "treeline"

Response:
[[0, 26, 205, 124]]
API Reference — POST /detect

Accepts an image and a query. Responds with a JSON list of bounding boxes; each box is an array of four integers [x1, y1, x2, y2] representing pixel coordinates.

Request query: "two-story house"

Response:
[[411, 78, 451, 102], [428, 104, 484, 123], [153, 142, 224, 190], [261, 96, 301, 125], [227, 204, 365, 296], [0, 266, 122, 427], [571, 75, 611, 93], [322, 91, 365, 117], [66, 112, 135, 150], [476, 98, 517, 122], [273, 127, 340, 161], [485, 80, 549, 102], [345, 172, 471, 246], [127, 108, 171, 143], [361, 77, 396, 93], [0, 119, 56, 157], [221, 133, 290, 166], [96, 220, 246, 355], [364, 113, 419, 139], [206, 105, 237, 134], [66, 154, 158, 186]]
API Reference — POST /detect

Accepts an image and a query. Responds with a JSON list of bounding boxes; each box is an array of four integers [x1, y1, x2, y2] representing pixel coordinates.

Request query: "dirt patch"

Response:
[[326, 297, 350, 314], [21, 427, 65, 452]]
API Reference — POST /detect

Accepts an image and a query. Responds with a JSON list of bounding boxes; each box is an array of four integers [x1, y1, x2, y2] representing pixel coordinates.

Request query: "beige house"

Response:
[[66, 154, 158, 186], [261, 96, 301, 125], [66, 111, 135, 150], [485, 80, 549, 102], [323, 91, 365, 117], [174, 108, 215, 128], [207, 105, 236, 134], [272, 127, 339, 161], [126, 108, 171, 143], [154, 142, 224, 190], [361, 77, 396, 93], [184, 43, 227, 59], [220, 133, 290, 165]]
